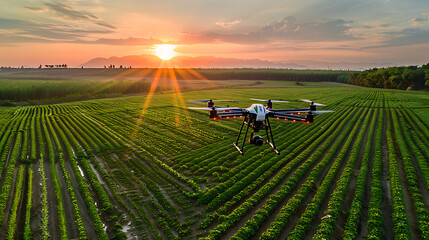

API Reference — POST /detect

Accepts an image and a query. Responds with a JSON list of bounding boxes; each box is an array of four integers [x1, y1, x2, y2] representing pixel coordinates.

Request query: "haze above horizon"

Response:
[[1, 0, 428, 69]]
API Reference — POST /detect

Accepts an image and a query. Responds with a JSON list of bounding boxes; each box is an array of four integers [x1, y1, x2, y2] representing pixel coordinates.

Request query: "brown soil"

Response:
[[380, 110, 393, 240]]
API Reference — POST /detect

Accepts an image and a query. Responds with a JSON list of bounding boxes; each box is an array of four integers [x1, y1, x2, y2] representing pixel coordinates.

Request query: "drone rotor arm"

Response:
[[217, 110, 246, 118], [269, 108, 311, 113], [269, 112, 308, 122]]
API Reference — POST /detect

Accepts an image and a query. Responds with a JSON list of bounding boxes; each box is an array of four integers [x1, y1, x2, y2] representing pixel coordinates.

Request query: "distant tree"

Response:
[[401, 69, 415, 89], [425, 70, 429, 88]]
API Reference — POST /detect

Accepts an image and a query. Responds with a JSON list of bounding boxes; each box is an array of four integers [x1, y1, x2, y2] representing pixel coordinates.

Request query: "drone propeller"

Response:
[[299, 99, 326, 106], [311, 110, 334, 115], [189, 99, 236, 102], [250, 98, 290, 103], [188, 107, 240, 111]]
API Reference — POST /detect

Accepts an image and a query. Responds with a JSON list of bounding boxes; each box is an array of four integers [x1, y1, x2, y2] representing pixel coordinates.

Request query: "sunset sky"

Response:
[[1, 0, 429, 68]]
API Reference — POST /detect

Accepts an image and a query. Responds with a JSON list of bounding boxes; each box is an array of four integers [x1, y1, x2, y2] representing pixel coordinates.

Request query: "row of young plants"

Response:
[[400, 110, 429, 190], [39, 157, 50, 239], [0, 109, 25, 182], [198, 107, 336, 206], [385, 110, 411, 239], [0, 107, 31, 226], [211, 108, 336, 185], [214, 104, 364, 239], [143, 200, 178, 240], [41, 112, 69, 239], [54, 111, 114, 213], [46, 109, 109, 239], [365, 108, 384, 239], [46, 114, 87, 240], [56, 105, 170, 236], [199, 107, 349, 229], [56, 107, 152, 238], [287, 104, 373, 239], [392, 110, 429, 239], [129, 193, 162, 240], [402, 109, 429, 153], [68, 109, 182, 240], [252, 105, 367, 240], [344, 108, 382, 239], [194, 115, 328, 178], [24, 164, 34, 239], [314, 107, 376, 239], [212, 92, 375, 238], [6, 165, 25, 239], [85, 108, 203, 237], [30, 116, 37, 161], [70, 104, 200, 196]]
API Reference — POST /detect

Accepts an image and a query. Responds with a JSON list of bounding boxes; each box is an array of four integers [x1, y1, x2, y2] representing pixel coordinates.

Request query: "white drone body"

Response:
[[246, 104, 270, 121]]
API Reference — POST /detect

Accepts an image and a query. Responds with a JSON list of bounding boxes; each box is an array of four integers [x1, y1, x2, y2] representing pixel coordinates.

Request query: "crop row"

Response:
[[253, 105, 367, 239], [199, 106, 350, 229], [220, 104, 365, 239], [287, 103, 373, 239], [315, 108, 377, 239], [385, 110, 411, 238], [391, 110, 429, 239]]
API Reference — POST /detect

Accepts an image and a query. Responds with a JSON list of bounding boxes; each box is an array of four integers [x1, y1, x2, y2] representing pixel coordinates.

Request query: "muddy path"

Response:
[[29, 162, 43, 240], [380, 109, 393, 240]]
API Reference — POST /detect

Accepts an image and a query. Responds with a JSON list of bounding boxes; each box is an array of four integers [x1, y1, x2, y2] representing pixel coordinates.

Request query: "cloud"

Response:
[[257, 17, 357, 41], [77, 37, 165, 45], [215, 19, 241, 28], [0, 17, 113, 45], [379, 23, 391, 28], [24, 6, 45, 12], [24, 2, 116, 29], [367, 28, 429, 48], [182, 16, 359, 45], [0, 33, 53, 45], [44, 2, 99, 21], [409, 17, 429, 26]]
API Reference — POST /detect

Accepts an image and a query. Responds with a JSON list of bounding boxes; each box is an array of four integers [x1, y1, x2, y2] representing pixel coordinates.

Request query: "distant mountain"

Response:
[[80, 54, 396, 70], [79, 54, 308, 69]]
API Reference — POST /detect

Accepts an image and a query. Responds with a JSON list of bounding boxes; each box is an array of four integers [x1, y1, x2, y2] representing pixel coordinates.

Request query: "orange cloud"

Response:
[[215, 19, 241, 28]]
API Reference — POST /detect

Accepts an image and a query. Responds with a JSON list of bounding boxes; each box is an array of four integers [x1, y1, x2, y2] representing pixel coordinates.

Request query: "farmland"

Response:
[[0, 75, 429, 239]]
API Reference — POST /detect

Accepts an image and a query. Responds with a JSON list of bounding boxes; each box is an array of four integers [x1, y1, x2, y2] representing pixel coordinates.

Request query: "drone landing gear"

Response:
[[233, 116, 279, 155]]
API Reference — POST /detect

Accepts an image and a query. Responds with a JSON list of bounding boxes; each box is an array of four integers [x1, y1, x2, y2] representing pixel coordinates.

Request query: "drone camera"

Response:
[[249, 135, 264, 146]]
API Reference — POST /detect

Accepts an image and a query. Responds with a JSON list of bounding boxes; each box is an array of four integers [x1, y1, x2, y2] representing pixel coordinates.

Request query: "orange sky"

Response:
[[1, 0, 429, 68]]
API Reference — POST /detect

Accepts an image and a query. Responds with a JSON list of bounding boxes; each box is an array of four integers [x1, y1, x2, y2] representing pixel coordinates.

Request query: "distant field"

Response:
[[0, 76, 429, 239], [0, 68, 346, 104]]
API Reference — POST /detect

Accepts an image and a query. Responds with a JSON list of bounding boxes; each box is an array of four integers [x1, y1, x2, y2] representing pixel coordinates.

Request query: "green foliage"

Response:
[[1, 82, 429, 239], [349, 64, 429, 90]]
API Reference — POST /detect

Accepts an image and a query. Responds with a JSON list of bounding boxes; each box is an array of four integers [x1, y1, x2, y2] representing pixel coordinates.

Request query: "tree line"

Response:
[[348, 63, 429, 90]]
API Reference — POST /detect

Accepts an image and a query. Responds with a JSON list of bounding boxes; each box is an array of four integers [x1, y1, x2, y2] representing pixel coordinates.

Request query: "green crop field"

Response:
[[0, 74, 429, 239]]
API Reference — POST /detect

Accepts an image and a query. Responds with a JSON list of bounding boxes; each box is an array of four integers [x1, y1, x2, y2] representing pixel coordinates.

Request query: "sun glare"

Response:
[[154, 44, 177, 60]]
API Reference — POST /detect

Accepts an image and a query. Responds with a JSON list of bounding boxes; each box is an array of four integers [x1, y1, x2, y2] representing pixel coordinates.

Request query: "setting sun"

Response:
[[154, 44, 177, 60]]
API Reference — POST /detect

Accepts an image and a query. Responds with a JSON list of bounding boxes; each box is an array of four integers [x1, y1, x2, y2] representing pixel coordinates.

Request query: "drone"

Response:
[[188, 98, 333, 155]]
